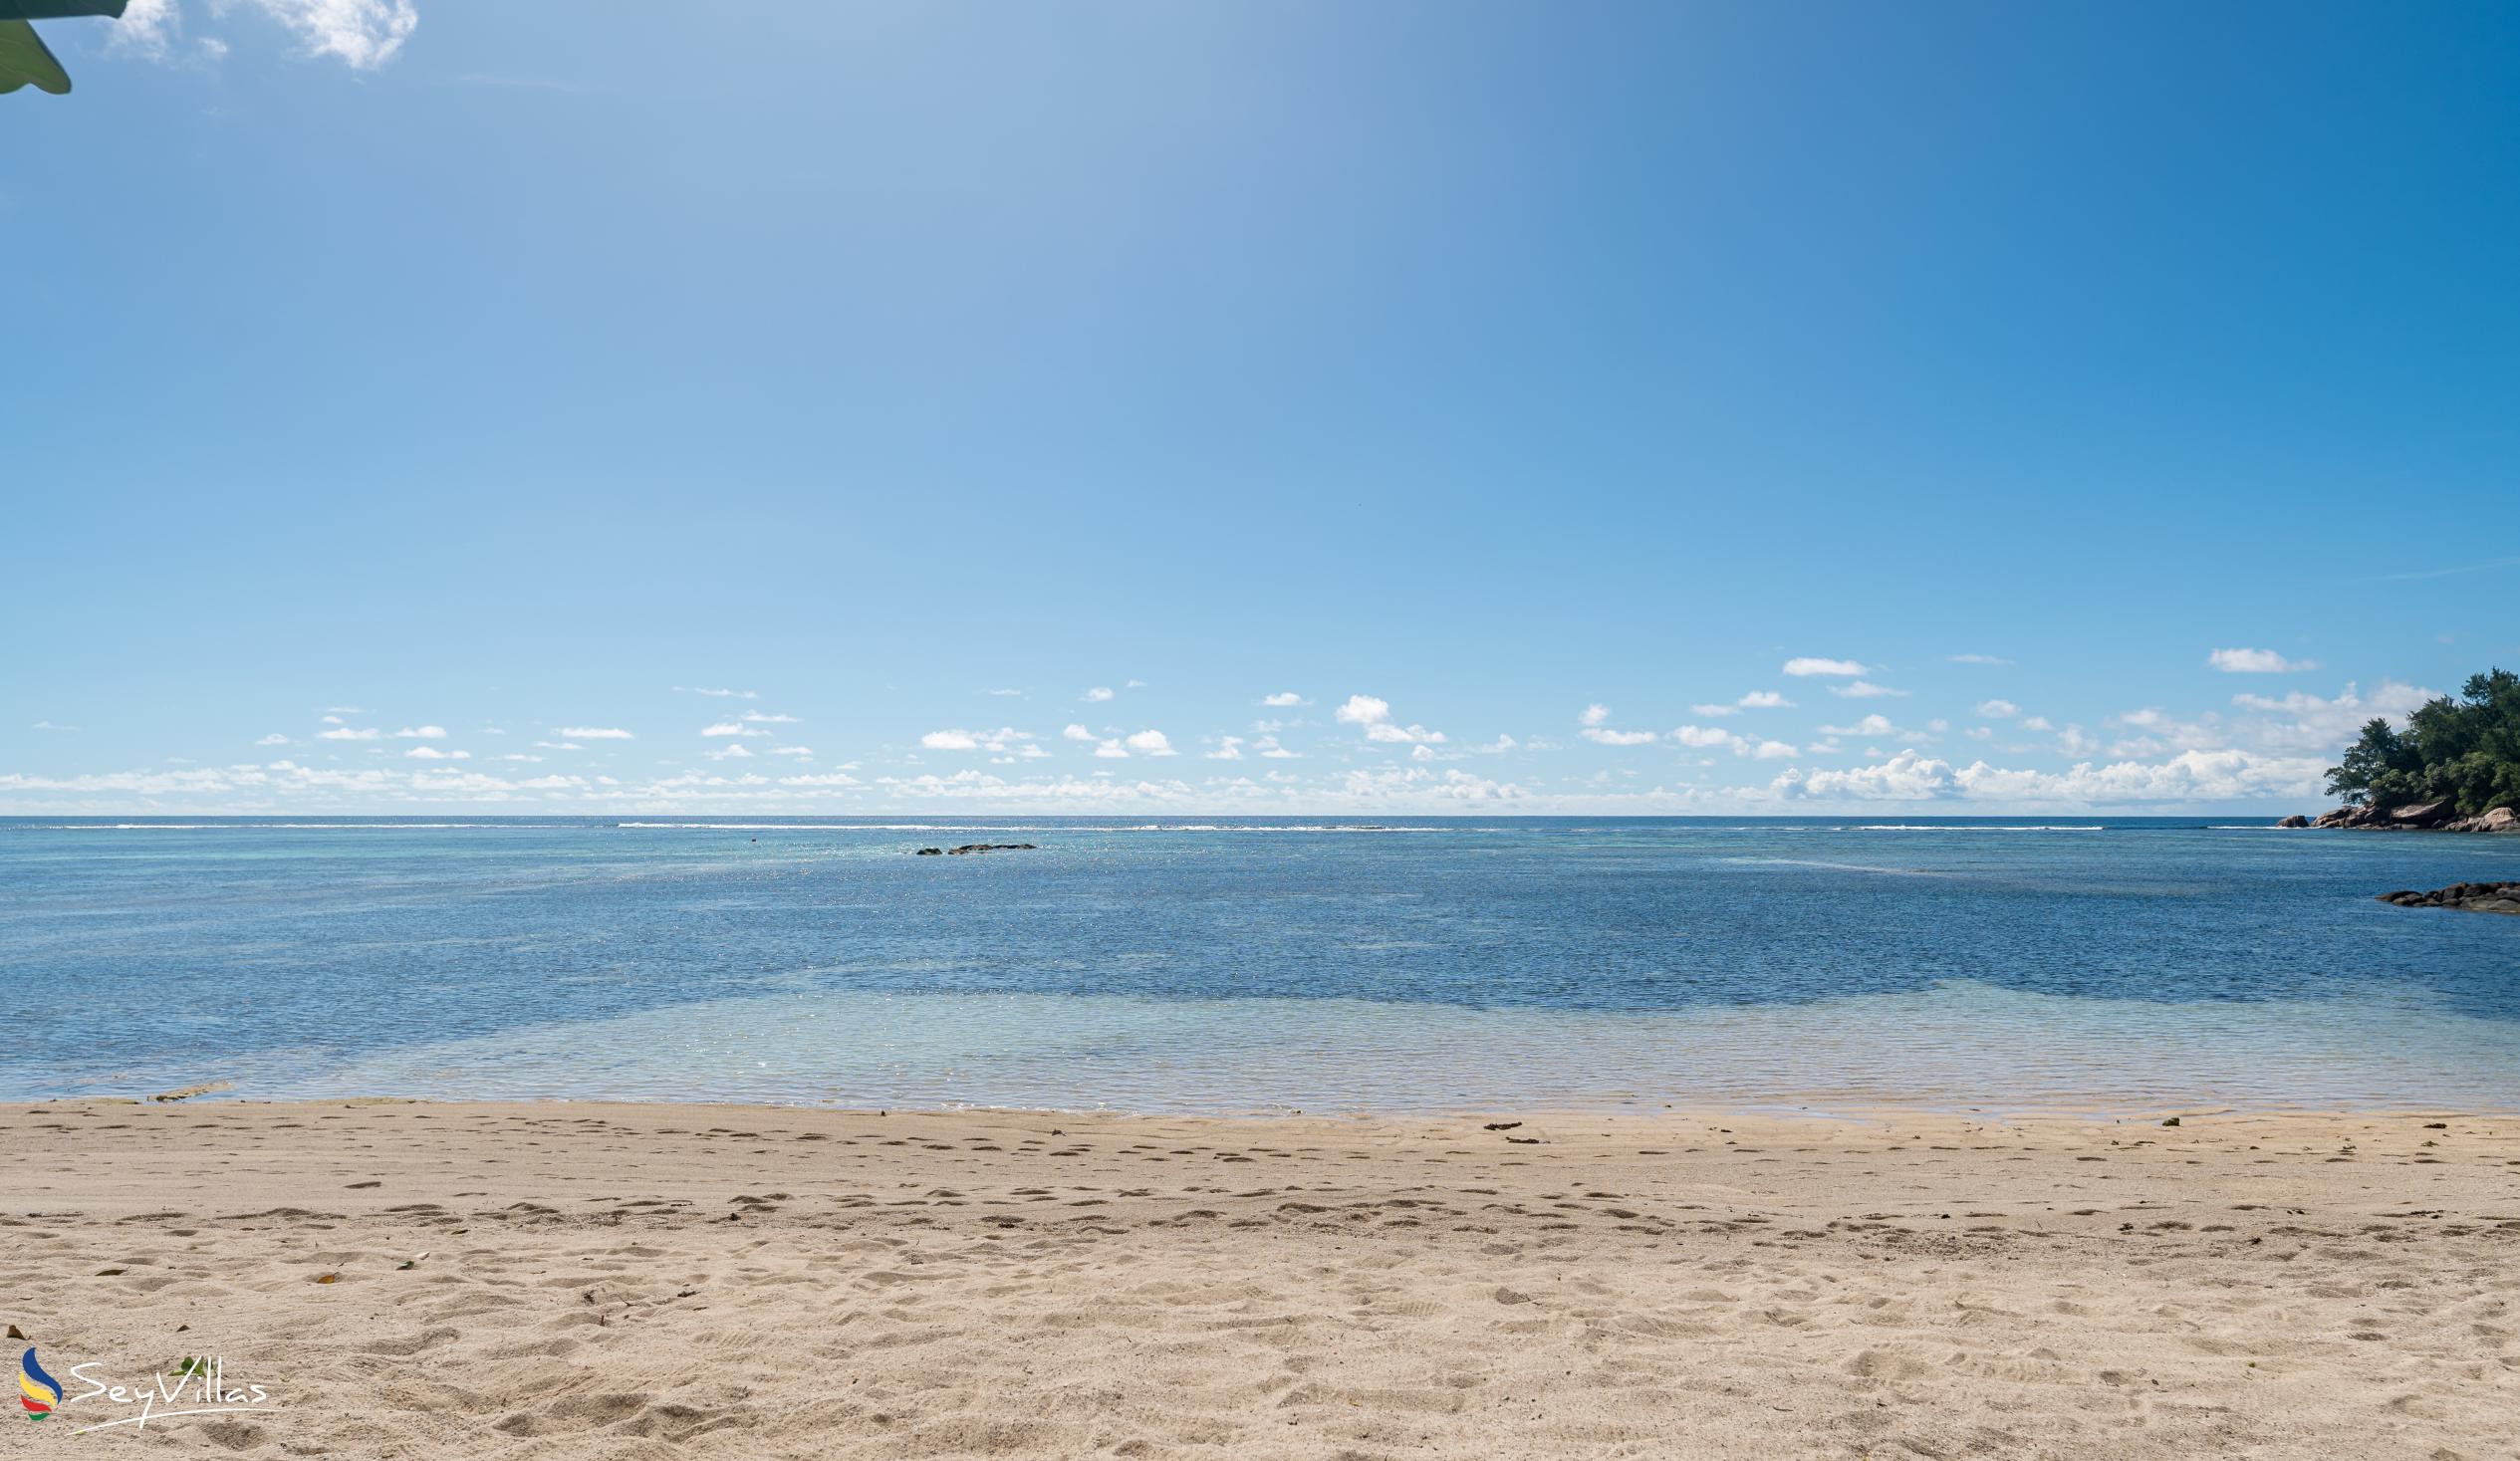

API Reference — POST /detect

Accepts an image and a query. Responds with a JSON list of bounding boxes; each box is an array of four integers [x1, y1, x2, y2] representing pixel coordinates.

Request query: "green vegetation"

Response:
[[2326, 669, 2520, 813]]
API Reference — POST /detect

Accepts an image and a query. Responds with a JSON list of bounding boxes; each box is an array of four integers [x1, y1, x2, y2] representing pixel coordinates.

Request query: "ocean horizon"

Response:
[[8, 815, 2515, 1115]]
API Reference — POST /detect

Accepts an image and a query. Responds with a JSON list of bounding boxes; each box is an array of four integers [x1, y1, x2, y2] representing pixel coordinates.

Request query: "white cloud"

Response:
[[111, 0, 184, 59], [740, 711, 799, 724], [403, 746, 470, 761], [2020, 716, 2053, 732], [1773, 747, 2331, 806], [392, 725, 447, 739], [535, 741, 585, 752], [769, 746, 814, 759], [705, 743, 754, 761], [1947, 653, 2014, 665], [920, 727, 1035, 754], [1093, 739, 1131, 759], [554, 727, 633, 740], [1976, 699, 2019, 718], [1336, 694, 1390, 725], [1261, 692, 1307, 707], [2225, 679, 2433, 755], [1831, 680, 1907, 699], [1688, 692, 1793, 716], [317, 726, 380, 741], [1335, 694, 1445, 745], [1256, 736, 1300, 759], [31, 720, 80, 732], [1783, 657, 1868, 677], [1816, 714, 1902, 738], [1084, 686, 1116, 702], [985, 688, 1024, 698], [1208, 736, 1246, 761], [1124, 729, 1176, 757], [702, 721, 771, 738], [1062, 723, 1096, 742], [1583, 727, 1658, 746], [1664, 724, 1802, 759], [675, 686, 759, 699], [1578, 704, 1612, 728], [244, 0, 419, 70], [2208, 647, 2318, 674], [1473, 734, 1518, 754], [254, 733, 291, 746], [1773, 750, 1952, 801]]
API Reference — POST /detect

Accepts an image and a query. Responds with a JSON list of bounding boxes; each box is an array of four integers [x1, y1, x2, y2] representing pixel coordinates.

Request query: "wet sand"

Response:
[[3, 1099, 2516, 1457]]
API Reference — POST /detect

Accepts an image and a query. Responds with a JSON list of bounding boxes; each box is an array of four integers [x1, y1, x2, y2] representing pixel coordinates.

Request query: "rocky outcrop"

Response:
[[2377, 882, 2520, 915], [2277, 815, 2310, 829], [2306, 803, 2517, 832], [914, 844, 1039, 855]]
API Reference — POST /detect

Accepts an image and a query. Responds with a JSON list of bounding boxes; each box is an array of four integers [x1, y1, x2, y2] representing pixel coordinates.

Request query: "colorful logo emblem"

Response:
[[19, 1347, 62, 1419]]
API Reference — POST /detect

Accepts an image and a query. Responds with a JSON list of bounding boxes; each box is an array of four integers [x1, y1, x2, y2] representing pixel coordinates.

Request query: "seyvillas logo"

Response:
[[12, 1346, 276, 1435], [19, 1348, 61, 1419]]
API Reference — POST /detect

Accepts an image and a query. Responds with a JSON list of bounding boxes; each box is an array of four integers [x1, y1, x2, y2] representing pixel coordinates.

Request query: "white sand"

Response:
[[4, 1099, 2516, 1457]]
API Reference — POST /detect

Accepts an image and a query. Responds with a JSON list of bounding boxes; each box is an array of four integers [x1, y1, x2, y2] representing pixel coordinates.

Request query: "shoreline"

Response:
[[52, 1088, 2520, 1124], [8, 1098, 2516, 1456]]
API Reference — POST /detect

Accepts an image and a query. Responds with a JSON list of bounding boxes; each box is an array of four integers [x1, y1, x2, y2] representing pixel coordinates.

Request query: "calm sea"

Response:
[[4, 817, 2516, 1114]]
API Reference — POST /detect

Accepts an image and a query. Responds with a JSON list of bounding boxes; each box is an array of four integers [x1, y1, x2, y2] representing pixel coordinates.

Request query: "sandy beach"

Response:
[[3, 1101, 2515, 1457]]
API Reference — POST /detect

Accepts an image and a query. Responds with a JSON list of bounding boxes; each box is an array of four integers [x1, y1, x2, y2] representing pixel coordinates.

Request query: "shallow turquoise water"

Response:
[[3, 817, 2515, 1112]]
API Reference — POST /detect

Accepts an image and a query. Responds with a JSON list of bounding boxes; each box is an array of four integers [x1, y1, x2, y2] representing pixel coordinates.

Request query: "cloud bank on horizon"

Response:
[[2, 657, 2449, 816]]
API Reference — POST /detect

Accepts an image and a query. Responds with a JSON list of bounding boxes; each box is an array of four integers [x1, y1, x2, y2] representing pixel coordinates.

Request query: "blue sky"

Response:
[[5, 2, 2515, 815]]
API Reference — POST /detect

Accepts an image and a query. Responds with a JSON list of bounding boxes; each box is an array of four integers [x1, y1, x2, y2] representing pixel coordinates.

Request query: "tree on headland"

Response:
[[2326, 669, 2520, 814]]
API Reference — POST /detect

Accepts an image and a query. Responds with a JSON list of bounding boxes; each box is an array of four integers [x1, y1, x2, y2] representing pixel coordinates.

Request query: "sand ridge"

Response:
[[2, 1100, 2516, 1458]]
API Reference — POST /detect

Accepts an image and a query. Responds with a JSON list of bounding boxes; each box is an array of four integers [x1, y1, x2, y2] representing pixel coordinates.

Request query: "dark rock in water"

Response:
[[913, 847, 943, 855], [2277, 815, 2310, 829], [2304, 801, 2512, 832], [2377, 882, 2520, 915], [945, 843, 1038, 854]]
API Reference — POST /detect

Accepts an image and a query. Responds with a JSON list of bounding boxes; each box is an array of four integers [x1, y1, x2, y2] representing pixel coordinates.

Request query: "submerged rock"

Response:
[[940, 844, 1038, 855], [2377, 882, 2520, 915]]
